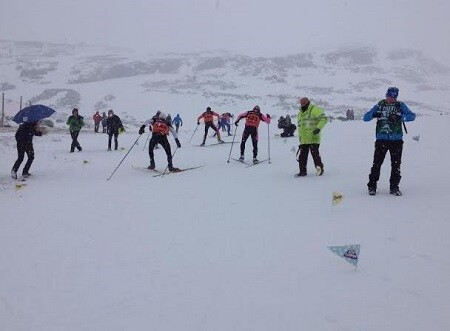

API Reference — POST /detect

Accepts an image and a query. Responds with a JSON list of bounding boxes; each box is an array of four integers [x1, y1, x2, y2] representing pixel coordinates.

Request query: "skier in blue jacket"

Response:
[[363, 87, 416, 196], [172, 114, 183, 133]]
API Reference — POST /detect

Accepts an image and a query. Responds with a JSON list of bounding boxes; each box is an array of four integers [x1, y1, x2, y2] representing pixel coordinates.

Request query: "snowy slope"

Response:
[[1, 40, 450, 127], [1, 114, 449, 330]]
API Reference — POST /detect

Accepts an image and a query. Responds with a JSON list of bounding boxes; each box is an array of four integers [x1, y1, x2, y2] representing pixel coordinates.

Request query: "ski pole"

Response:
[[226, 124, 239, 163], [107, 135, 141, 181], [267, 120, 271, 164], [142, 132, 150, 151], [402, 120, 408, 134], [160, 146, 179, 178], [188, 124, 199, 143]]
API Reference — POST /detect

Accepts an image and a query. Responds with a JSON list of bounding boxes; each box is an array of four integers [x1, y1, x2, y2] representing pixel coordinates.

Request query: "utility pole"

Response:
[[1, 93, 4, 127]]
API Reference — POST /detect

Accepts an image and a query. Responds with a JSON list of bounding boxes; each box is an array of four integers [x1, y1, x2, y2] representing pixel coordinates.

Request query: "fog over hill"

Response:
[[1, 40, 449, 127]]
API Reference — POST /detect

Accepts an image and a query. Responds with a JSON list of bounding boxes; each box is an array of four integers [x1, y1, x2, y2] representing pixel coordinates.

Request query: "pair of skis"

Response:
[[231, 158, 269, 168], [133, 165, 204, 177]]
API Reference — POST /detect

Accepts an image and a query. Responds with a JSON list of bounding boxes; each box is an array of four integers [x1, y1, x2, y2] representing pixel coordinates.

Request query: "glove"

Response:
[[373, 111, 382, 118], [234, 121, 239, 126], [266, 114, 271, 119], [197, 122, 200, 125], [138, 125, 145, 135], [175, 138, 181, 148], [313, 128, 320, 135], [388, 113, 401, 122]]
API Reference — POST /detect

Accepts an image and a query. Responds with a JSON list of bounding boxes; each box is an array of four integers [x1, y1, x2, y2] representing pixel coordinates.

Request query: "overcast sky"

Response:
[[1, 0, 449, 63]]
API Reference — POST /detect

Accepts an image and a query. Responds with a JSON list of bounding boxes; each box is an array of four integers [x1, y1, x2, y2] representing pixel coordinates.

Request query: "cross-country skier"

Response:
[[197, 107, 224, 146], [234, 105, 271, 164], [363, 87, 416, 196], [139, 111, 181, 172]]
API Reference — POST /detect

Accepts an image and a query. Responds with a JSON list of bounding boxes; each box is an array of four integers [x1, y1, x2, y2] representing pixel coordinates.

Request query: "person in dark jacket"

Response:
[[11, 121, 43, 179], [363, 87, 416, 196], [106, 109, 124, 151], [101, 112, 108, 133], [66, 108, 84, 153], [139, 111, 181, 172]]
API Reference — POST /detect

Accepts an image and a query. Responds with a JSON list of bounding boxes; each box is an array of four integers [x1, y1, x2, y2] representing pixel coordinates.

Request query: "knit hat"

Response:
[[386, 87, 399, 99]]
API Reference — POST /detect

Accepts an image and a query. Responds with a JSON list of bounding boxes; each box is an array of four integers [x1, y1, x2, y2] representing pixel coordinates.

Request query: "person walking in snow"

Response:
[[66, 108, 84, 153], [101, 112, 108, 133], [106, 109, 124, 151], [364, 87, 416, 196], [139, 111, 181, 172], [11, 121, 44, 179], [296, 97, 328, 177], [172, 114, 183, 133], [234, 105, 271, 164], [197, 107, 224, 146], [93, 111, 102, 133]]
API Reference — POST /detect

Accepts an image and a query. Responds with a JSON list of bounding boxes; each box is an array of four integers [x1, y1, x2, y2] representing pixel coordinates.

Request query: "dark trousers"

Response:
[[70, 130, 81, 151], [298, 144, 323, 175], [94, 123, 100, 133], [102, 125, 107, 133], [175, 124, 180, 133], [13, 141, 34, 175], [203, 123, 219, 142], [108, 130, 119, 150], [240, 126, 258, 158], [368, 140, 403, 190], [149, 134, 173, 167]]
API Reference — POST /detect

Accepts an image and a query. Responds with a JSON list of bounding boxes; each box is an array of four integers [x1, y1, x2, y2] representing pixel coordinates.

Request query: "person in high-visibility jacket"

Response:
[[234, 105, 271, 164], [197, 107, 224, 146], [296, 97, 328, 177]]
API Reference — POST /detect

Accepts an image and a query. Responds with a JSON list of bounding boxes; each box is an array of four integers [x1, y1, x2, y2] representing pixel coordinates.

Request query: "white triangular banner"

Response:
[[328, 244, 360, 267]]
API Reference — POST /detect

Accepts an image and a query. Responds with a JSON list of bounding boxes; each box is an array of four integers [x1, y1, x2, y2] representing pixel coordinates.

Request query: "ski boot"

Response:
[[390, 188, 402, 196], [368, 186, 376, 196], [11, 169, 17, 179], [239, 155, 244, 161], [253, 158, 259, 164], [148, 161, 155, 170], [168, 165, 180, 172], [22, 172, 31, 178], [315, 166, 324, 176]]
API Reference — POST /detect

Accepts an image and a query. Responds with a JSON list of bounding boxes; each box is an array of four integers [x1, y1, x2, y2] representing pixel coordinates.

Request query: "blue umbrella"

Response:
[[12, 104, 56, 124]]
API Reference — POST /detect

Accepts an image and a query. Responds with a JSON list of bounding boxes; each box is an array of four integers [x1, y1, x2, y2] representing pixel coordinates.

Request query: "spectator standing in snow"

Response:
[[93, 111, 102, 133], [363, 87, 416, 196], [139, 111, 181, 172], [11, 121, 44, 179], [106, 109, 124, 151], [296, 97, 328, 177], [172, 114, 183, 133], [197, 107, 223, 146], [101, 112, 108, 133], [66, 108, 84, 153], [234, 105, 271, 164]]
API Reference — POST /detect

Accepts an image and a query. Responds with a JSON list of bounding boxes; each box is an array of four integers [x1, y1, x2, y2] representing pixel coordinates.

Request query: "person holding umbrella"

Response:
[[11, 104, 54, 179], [66, 108, 84, 153], [11, 122, 45, 179]]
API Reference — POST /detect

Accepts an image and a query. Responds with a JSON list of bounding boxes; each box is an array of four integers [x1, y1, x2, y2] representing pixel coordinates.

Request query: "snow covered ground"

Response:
[[1, 115, 450, 330]]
